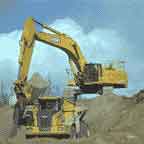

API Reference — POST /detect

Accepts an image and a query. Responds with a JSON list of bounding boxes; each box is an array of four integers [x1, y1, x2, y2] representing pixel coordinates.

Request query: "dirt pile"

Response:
[[84, 89, 144, 143], [132, 89, 144, 103], [26, 73, 50, 100], [29, 72, 49, 89]]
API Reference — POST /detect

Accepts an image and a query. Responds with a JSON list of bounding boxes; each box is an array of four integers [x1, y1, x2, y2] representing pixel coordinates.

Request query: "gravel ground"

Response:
[[0, 90, 144, 144]]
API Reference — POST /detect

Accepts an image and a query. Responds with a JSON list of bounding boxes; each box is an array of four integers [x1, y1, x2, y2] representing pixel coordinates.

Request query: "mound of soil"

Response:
[[29, 73, 49, 89], [84, 90, 144, 143], [25, 73, 50, 100]]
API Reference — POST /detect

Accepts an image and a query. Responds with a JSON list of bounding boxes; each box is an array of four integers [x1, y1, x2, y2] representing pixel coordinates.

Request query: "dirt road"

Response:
[[0, 90, 144, 144]]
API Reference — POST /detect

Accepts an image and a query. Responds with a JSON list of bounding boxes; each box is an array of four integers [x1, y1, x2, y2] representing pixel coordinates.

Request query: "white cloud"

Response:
[[0, 17, 142, 96], [50, 18, 128, 62], [0, 30, 21, 61]]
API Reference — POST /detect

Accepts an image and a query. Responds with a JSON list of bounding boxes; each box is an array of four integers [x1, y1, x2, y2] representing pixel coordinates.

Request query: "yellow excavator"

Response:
[[13, 17, 128, 138]]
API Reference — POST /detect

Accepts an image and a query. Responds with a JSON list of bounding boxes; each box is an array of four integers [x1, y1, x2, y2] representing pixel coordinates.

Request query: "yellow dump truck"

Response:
[[14, 96, 89, 138]]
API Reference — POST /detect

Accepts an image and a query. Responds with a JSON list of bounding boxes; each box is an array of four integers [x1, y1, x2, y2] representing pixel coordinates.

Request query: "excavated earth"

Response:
[[1, 89, 144, 144]]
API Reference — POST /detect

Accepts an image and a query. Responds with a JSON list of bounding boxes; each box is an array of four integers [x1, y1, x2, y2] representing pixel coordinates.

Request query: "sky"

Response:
[[0, 0, 144, 96]]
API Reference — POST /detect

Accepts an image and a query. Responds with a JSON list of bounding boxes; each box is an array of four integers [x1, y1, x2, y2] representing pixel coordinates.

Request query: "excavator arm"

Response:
[[14, 17, 87, 99], [19, 17, 86, 78]]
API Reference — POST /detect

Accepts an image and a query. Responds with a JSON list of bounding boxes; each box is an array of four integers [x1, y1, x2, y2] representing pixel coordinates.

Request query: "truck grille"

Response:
[[38, 110, 53, 131]]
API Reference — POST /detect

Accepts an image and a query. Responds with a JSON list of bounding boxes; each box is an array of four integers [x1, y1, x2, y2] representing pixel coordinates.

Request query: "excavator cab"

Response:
[[76, 63, 103, 94], [83, 63, 102, 82]]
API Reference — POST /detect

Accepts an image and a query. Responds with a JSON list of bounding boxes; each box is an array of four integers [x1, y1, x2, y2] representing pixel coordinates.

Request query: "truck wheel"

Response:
[[97, 87, 103, 95], [70, 125, 77, 139], [13, 104, 20, 125], [9, 104, 21, 138], [79, 121, 90, 138], [13, 103, 24, 125]]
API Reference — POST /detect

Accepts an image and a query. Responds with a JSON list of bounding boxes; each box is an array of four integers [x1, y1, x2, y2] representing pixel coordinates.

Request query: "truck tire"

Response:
[[13, 105, 20, 125], [79, 121, 90, 138], [13, 103, 24, 125], [70, 124, 77, 139]]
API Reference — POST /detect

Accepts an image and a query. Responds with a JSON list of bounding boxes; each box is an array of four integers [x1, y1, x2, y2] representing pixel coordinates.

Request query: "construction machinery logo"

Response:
[[51, 37, 60, 43]]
